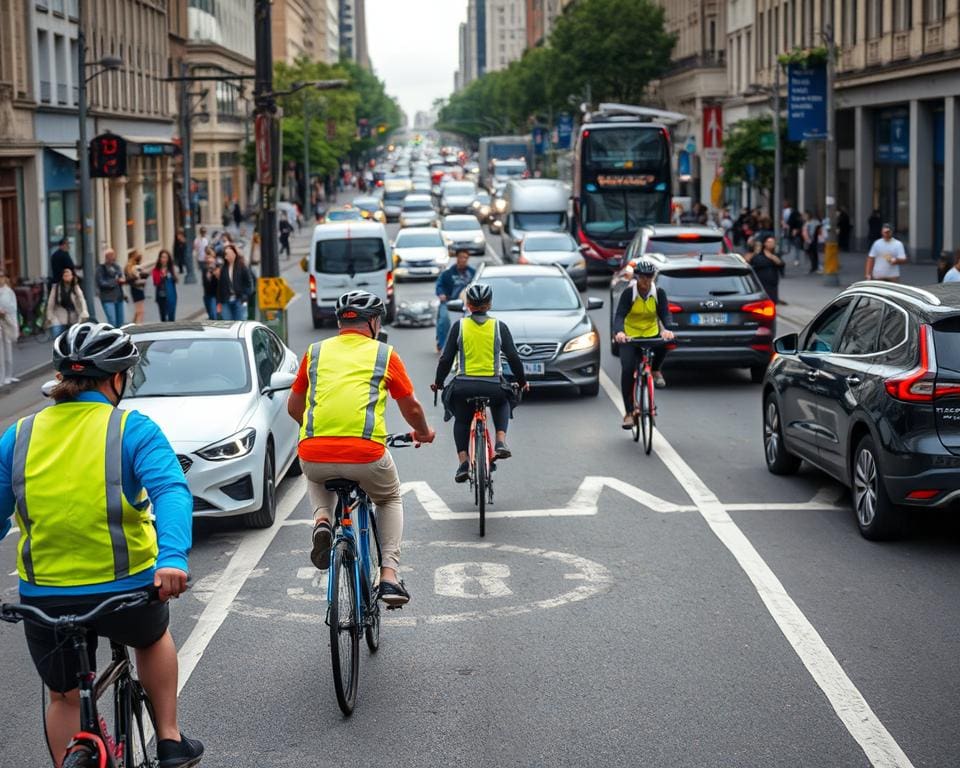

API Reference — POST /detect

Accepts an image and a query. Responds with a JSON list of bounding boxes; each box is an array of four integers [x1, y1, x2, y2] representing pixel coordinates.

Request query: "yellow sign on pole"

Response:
[[258, 277, 295, 310]]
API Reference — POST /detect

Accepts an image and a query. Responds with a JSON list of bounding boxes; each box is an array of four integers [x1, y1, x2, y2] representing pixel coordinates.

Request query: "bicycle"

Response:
[[324, 432, 414, 716], [0, 589, 161, 768], [15, 279, 49, 343], [623, 337, 668, 456], [467, 395, 495, 537]]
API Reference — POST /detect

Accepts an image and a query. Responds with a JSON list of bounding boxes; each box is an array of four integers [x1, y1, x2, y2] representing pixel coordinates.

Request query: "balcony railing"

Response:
[[667, 50, 726, 75], [39, 80, 51, 103]]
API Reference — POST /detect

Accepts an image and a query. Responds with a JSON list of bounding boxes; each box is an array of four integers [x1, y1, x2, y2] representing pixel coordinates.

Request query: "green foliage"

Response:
[[438, 0, 675, 140], [721, 116, 806, 194], [777, 47, 829, 67]]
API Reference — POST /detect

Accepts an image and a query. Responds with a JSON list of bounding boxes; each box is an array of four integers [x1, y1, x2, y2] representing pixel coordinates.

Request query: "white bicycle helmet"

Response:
[[53, 322, 140, 378]]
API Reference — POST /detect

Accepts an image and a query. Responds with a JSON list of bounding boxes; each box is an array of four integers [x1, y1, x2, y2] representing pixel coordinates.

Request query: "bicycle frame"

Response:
[[326, 489, 379, 627], [467, 401, 494, 482]]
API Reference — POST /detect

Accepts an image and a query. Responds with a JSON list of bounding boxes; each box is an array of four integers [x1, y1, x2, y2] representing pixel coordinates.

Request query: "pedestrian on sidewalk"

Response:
[[49, 237, 76, 285], [746, 236, 783, 304], [124, 251, 147, 324], [942, 250, 960, 283], [152, 250, 178, 321], [279, 213, 293, 259], [0, 269, 19, 385], [96, 248, 126, 326], [866, 224, 908, 283], [45, 267, 89, 338], [837, 207, 851, 251], [216, 244, 253, 321], [192, 226, 209, 270], [174, 228, 187, 274], [202, 248, 220, 319], [803, 211, 821, 273], [233, 200, 243, 229]]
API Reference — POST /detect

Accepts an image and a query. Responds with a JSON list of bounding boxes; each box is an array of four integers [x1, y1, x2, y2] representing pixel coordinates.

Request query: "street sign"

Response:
[[556, 113, 574, 150], [677, 151, 692, 181], [703, 148, 723, 162], [703, 106, 723, 149], [760, 132, 776, 150], [532, 126, 548, 155], [787, 62, 828, 141], [257, 276, 295, 310], [746, 162, 757, 182]]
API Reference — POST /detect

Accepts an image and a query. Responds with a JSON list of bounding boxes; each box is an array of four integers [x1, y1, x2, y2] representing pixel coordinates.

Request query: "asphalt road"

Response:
[[1, 221, 958, 767]]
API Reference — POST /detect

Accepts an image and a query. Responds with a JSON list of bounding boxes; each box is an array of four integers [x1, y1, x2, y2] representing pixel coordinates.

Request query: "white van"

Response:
[[308, 221, 395, 329]]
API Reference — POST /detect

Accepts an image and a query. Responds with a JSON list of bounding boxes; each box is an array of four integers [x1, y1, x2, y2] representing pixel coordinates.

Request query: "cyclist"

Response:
[[0, 322, 202, 768], [612, 260, 675, 429], [432, 282, 529, 483], [287, 290, 435, 608]]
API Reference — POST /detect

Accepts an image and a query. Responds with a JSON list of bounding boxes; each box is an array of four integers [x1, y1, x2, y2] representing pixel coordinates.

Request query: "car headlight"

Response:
[[471, 200, 480, 209], [562, 332, 599, 353], [393, 252, 400, 266], [479, 205, 490, 217], [572, 258, 586, 269], [196, 428, 256, 461], [494, 199, 507, 213], [473, 234, 485, 244]]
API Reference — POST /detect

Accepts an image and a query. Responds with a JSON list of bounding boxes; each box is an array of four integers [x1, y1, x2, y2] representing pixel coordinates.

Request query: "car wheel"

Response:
[[750, 365, 767, 384], [385, 297, 396, 325], [312, 312, 323, 330], [763, 395, 801, 475], [852, 435, 903, 540], [580, 379, 600, 397], [244, 449, 276, 529]]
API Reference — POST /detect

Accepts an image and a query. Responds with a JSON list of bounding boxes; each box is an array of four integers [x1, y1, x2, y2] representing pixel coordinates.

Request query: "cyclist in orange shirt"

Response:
[[287, 291, 435, 607]]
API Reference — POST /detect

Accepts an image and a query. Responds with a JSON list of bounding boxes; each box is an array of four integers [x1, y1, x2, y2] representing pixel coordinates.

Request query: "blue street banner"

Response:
[[787, 62, 828, 141], [532, 126, 549, 155], [556, 113, 573, 149]]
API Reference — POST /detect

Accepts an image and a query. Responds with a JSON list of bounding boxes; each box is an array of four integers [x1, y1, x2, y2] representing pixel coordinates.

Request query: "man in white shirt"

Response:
[[866, 223, 907, 282]]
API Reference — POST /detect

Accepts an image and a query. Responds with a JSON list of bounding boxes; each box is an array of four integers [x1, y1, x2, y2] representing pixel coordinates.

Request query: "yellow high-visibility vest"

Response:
[[458, 316, 502, 377], [12, 402, 157, 586], [300, 333, 393, 444], [624, 290, 660, 338]]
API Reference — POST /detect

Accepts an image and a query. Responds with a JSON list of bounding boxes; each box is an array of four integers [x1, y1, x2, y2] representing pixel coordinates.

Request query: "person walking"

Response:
[[746, 236, 784, 304], [125, 251, 147, 324], [278, 213, 293, 259], [173, 229, 187, 275], [44, 266, 89, 338], [152, 250, 178, 321], [803, 211, 822, 273], [0, 269, 19, 385], [216, 243, 253, 321], [435, 249, 475, 353], [96, 248, 126, 326], [837, 207, 852, 251], [232, 200, 243, 229], [49, 237, 76, 285], [192, 226, 209, 271], [201, 248, 220, 319], [866, 223, 908, 283]]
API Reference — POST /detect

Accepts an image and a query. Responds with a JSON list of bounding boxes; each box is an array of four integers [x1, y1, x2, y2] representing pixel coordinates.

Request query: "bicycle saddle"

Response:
[[325, 478, 361, 493]]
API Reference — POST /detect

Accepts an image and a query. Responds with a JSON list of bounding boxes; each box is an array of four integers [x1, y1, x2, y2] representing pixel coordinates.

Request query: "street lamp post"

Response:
[[773, 63, 782, 247], [303, 96, 311, 221], [822, 16, 840, 286]]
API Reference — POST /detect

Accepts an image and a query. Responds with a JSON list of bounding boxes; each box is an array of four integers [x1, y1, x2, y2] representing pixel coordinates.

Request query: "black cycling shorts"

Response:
[[21, 591, 169, 693]]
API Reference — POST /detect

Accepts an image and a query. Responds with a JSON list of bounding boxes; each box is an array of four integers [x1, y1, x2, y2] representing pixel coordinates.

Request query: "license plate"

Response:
[[523, 362, 545, 376], [690, 312, 728, 326]]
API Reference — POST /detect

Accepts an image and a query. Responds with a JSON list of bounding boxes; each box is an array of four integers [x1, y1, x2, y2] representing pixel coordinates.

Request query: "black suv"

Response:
[[763, 282, 960, 539], [610, 253, 776, 381]]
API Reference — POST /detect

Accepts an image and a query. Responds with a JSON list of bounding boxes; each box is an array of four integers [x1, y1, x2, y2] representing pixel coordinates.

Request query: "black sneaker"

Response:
[[157, 733, 204, 768], [495, 440, 511, 459], [379, 579, 410, 608], [310, 519, 333, 570], [454, 461, 469, 483]]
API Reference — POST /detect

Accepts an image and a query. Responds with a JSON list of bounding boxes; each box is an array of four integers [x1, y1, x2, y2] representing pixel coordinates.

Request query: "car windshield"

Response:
[[525, 234, 576, 252], [494, 162, 526, 177], [127, 338, 250, 397], [443, 219, 481, 232], [514, 212, 566, 231], [484, 274, 580, 311], [647, 236, 725, 255], [315, 238, 387, 273], [383, 190, 407, 202], [403, 200, 433, 212], [445, 183, 475, 195], [396, 231, 443, 248], [326, 210, 361, 221], [354, 199, 379, 211], [657, 270, 758, 298]]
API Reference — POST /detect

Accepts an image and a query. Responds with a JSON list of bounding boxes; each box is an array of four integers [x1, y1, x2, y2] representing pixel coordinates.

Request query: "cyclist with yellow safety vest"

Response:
[[0, 323, 203, 768], [287, 290, 435, 607], [432, 283, 530, 483], [612, 260, 676, 429]]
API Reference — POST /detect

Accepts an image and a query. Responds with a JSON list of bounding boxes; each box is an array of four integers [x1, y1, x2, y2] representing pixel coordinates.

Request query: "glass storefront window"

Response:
[[221, 174, 234, 205], [143, 159, 158, 243]]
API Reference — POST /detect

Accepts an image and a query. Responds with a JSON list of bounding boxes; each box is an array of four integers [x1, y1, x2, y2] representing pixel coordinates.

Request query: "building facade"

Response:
[[525, 0, 564, 48], [272, 0, 339, 65], [485, 0, 527, 72], [0, 0, 41, 283]]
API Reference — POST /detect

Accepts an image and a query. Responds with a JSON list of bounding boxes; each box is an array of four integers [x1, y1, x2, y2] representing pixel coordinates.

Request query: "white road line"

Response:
[[598, 369, 913, 768]]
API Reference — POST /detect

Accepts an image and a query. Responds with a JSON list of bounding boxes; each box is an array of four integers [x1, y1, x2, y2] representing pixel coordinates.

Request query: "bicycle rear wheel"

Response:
[[631, 372, 641, 442], [475, 426, 487, 537], [640, 371, 654, 455], [118, 676, 158, 768], [328, 540, 360, 715]]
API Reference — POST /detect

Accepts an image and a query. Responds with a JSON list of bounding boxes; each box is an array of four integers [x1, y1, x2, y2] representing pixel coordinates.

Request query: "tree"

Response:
[[722, 116, 806, 200]]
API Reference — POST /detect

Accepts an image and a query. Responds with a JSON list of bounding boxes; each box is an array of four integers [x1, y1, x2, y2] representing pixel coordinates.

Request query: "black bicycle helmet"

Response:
[[633, 260, 657, 277], [335, 290, 386, 321], [53, 322, 140, 378], [465, 282, 493, 305]]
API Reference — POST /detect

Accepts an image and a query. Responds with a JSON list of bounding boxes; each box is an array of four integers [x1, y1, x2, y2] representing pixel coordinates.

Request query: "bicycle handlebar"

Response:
[[386, 433, 415, 448], [0, 587, 158, 628]]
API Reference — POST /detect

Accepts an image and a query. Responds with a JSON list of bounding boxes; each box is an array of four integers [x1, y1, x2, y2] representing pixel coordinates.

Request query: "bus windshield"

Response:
[[584, 127, 666, 170], [582, 190, 666, 240]]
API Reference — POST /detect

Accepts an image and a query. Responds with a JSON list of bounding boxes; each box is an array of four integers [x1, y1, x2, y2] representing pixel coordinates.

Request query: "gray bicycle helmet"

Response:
[[465, 282, 493, 305], [53, 322, 140, 378], [633, 260, 657, 277], [335, 290, 386, 321]]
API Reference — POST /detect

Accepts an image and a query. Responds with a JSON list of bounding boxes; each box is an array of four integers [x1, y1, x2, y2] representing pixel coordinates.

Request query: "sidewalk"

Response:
[[4, 226, 314, 388], [774, 250, 941, 328]]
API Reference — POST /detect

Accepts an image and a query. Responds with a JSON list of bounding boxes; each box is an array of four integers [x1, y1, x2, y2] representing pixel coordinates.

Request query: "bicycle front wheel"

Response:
[[475, 426, 487, 537], [364, 512, 381, 654], [640, 372, 654, 455], [118, 676, 158, 768], [328, 540, 360, 715]]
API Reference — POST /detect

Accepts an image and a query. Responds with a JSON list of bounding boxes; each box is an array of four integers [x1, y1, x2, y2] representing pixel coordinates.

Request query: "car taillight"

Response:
[[386, 271, 394, 297], [884, 324, 943, 402], [675, 233, 702, 241], [742, 299, 776, 319], [309, 274, 316, 299], [668, 303, 683, 313]]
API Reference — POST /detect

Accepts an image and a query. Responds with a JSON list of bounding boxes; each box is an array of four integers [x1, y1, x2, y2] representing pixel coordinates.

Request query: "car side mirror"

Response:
[[446, 299, 465, 313], [586, 297, 603, 310], [262, 370, 296, 395], [774, 333, 799, 355]]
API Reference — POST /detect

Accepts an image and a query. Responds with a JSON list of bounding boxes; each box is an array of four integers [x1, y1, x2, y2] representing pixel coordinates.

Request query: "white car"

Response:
[[517, 231, 588, 291], [399, 193, 439, 228], [123, 321, 301, 528], [440, 214, 486, 256], [392, 227, 450, 280]]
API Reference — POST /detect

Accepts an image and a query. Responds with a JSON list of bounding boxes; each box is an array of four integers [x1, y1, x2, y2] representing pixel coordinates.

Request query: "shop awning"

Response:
[[47, 146, 78, 162]]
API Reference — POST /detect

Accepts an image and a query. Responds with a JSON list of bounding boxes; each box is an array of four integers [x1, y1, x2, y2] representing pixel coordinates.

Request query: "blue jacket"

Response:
[[435, 264, 476, 302], [0, 392, 193, 596]]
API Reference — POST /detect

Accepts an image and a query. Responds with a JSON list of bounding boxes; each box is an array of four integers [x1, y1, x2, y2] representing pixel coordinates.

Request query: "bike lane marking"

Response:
[[598, 369, 913, 768]]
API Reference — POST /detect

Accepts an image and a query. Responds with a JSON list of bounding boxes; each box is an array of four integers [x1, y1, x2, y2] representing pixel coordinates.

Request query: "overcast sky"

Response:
[[366, 0, 465, 122]]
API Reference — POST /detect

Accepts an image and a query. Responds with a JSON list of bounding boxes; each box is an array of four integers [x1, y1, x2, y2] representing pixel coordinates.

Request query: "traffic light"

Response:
[[89, 133, 127, 178]]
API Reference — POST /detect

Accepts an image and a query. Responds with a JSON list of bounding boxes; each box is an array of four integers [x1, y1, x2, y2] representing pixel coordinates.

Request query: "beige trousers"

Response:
[[301, 451, 403, 570]]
